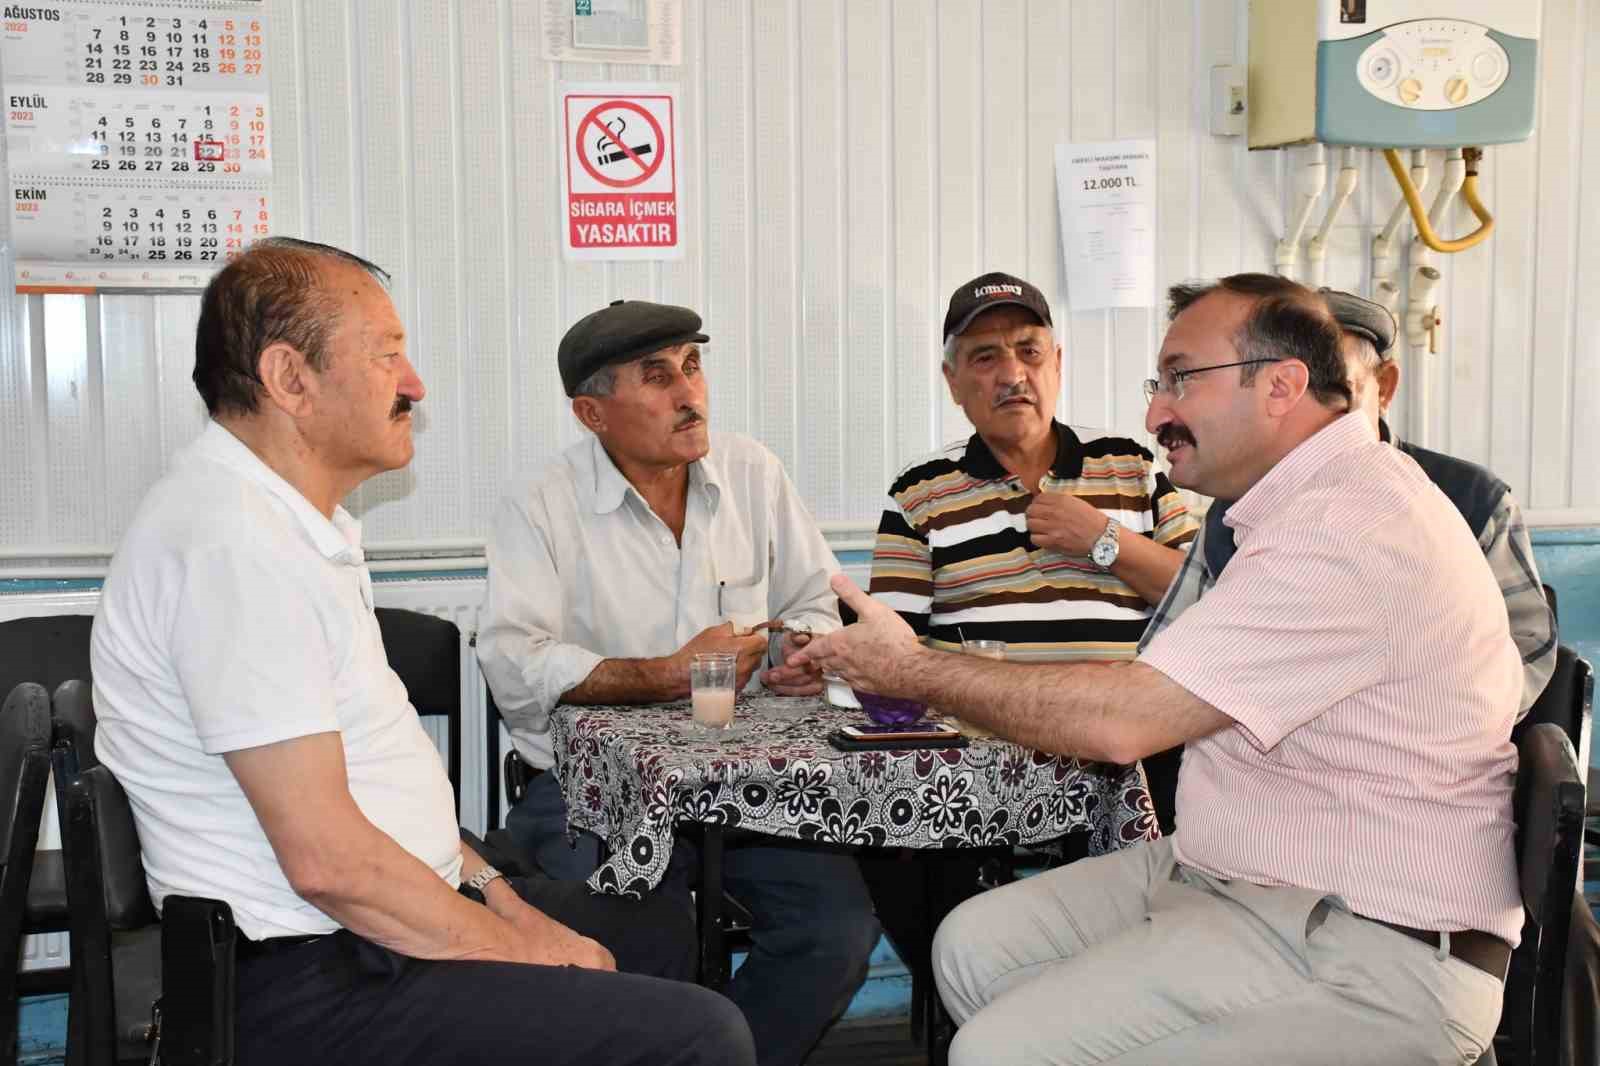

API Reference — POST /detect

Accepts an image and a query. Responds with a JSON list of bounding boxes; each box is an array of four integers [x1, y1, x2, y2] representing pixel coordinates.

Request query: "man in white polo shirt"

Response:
[[793, 274, 1519, 1065], [90, 238, 754, 1066]]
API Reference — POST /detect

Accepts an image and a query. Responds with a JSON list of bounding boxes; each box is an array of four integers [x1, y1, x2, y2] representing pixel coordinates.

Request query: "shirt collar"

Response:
[[958, 421, 1084, 481], [189, 421, 365, 563], [1224, 411, 1378, 536], [587, 433, 723, 515]]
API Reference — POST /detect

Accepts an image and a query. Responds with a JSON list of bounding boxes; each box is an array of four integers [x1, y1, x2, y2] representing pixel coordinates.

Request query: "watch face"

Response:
[[1092, 539, 1117, 567]]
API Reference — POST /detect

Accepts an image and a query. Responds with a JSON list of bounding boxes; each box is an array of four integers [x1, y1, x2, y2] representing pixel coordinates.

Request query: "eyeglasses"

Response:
[[1142, 359, 1281, 403]]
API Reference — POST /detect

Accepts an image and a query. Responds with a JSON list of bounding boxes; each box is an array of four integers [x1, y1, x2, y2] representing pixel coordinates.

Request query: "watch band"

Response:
[[462, 864, 504, 899], [1091, 516, 1122, 570]]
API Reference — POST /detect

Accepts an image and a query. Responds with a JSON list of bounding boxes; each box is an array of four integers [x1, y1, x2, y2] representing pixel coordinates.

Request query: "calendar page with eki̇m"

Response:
[[2, 1, 270, 291]]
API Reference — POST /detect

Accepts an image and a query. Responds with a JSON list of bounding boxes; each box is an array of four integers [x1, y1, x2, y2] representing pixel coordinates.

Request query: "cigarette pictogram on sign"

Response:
[[576, 100, 665, 189]]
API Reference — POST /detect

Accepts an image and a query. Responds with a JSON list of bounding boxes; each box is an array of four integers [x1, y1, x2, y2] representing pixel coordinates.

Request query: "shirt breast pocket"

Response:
[[718, 577, 768, 632]]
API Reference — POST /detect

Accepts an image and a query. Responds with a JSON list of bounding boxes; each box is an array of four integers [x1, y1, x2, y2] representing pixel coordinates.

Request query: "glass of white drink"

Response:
[[690, 652, 737, 731], [962, 639, 1006, 661]]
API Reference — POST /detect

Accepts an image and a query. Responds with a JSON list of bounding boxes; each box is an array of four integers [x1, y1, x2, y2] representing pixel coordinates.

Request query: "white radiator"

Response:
[[2, 575, 495, 975]]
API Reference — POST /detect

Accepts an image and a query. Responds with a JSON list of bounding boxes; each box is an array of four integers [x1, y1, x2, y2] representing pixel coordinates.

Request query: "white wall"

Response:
[[3, 0, 1597, 572]]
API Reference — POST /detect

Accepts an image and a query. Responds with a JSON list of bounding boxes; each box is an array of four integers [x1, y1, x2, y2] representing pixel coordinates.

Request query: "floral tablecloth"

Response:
[[549, 694, 1159, 898]]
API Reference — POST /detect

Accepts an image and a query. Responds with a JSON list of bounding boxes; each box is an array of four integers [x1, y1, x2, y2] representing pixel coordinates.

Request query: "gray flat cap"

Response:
[[558, 299, 709, 396], [1319, 288, 1396, 357]]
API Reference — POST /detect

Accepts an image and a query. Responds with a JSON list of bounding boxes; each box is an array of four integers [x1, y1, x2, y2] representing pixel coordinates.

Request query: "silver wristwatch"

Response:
[[463, 864, 505, 898], [1090, 517, 1122, 571]]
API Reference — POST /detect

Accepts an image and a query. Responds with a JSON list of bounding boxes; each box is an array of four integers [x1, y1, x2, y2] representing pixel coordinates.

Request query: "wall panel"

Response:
[[3, 0, 1597, 571]]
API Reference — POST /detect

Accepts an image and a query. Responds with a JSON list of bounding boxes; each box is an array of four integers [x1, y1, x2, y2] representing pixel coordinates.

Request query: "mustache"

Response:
[[391, 396, 415, 419], [673, 407, 707, 430], [991, 382, 1034, 408], [1156, 422, 1195, 450]]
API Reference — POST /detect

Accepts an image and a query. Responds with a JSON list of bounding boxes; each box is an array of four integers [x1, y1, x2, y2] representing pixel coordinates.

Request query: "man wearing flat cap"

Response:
[[1320, 288, 1555, 715], [478, 299, 877, 1066]]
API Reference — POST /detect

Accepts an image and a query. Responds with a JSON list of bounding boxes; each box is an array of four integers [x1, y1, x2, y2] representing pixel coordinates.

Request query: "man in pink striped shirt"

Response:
[[795, 274, 1519, 1065]]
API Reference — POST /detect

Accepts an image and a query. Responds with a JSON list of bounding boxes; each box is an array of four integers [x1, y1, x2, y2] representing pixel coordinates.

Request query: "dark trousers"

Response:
[[507, 772, 879, 1066], [235, 873, 754, 1066], [1566, 892, 1600, 1066]]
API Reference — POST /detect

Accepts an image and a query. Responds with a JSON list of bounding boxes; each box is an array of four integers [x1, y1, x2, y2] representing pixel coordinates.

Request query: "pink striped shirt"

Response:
[[1138, 412, 1522, 944]]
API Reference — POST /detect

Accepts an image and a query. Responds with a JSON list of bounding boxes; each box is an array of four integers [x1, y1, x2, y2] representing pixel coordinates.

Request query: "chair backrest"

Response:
[[1, 681, 51, 866], [51, 681, 154, 931], [485, 681, 503, 829], [51, 680, 161, 1066], [0, 614, 94, 703], [1513, 645, 1594, 774], [374, 607, 462, 815], [1499, 722, 1586, 1066], [52, 676, 103, 777], [1, 681, 53, 1038]]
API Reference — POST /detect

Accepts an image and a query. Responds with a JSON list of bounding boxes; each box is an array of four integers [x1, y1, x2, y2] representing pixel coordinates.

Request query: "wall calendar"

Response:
[[2, 1, 270, 292]]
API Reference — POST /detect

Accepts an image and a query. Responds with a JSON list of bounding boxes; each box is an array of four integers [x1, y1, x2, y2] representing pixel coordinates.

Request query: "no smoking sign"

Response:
[[561, 85, 681, 260]]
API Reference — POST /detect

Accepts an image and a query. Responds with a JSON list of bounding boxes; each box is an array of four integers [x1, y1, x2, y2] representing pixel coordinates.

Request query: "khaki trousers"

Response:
[[932, 837, 1504, 1066]]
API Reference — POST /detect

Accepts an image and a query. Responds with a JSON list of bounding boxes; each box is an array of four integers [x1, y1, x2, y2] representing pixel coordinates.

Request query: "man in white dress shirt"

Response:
[[478, 300, 878, 1066]]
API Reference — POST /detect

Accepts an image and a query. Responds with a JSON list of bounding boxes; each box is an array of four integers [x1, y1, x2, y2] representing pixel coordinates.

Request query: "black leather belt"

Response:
[[1356, 914, 1510, 979], [235, 932, 328, 961]]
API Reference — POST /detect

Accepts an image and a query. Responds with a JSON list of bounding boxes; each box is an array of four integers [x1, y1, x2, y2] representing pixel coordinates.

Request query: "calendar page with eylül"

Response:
[[3, 1, 272, 291]]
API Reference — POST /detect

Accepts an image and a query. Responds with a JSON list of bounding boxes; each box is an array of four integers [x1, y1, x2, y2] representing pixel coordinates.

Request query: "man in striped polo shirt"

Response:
[[868, 272, 1198, 661], [798, 274, 1519, 1065]]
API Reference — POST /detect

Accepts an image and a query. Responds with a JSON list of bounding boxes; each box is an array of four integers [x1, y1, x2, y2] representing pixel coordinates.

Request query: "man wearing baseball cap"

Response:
[[477, 299, 877, 1066], [868, 270, 1197, 670], [857, 272, 1200, 942]]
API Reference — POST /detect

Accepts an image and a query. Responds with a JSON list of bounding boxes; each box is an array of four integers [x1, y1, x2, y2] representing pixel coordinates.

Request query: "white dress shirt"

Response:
[[92, 421, 462, 939], [478, 431, 841, 769]]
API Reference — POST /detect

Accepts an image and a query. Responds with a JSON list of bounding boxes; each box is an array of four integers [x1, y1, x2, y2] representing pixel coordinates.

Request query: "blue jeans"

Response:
[[506, 772, 879, 1066]]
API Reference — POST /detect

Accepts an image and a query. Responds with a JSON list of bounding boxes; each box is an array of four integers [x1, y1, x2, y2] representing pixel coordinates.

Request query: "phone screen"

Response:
[[840, 722, 959, 740]]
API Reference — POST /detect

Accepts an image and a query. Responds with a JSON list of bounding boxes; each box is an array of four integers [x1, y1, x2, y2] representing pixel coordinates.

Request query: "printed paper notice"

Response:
[[1054, 140, 1156, 311]]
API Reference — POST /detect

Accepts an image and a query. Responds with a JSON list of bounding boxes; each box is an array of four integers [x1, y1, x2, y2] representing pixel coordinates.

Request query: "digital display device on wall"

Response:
[[2, 1, 271, 292]]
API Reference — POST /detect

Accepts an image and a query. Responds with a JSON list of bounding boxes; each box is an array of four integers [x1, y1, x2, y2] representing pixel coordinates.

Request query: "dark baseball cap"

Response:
[[558, 299, 710, 396], [1319, 288, 1396, 357], [942, 272, 1053, 346]]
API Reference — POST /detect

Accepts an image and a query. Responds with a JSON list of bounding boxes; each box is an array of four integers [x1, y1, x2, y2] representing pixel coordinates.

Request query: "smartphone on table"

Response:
[[828, 721, 968, 750]]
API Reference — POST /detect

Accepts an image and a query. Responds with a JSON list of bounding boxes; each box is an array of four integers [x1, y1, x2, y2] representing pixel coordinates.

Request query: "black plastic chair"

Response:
[[1488, 723, 1587, 1066], [2, 682, 53, 1065], [375, 608, 462, 817], [0, 615, 92, 999], [52, 680, 235, 1066], [1514, 646, 1594, 861]]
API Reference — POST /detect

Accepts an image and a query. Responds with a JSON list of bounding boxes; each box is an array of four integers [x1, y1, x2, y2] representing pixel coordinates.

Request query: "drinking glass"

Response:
[[690, 653, 737, 730], [962, 639, 1007, 661]]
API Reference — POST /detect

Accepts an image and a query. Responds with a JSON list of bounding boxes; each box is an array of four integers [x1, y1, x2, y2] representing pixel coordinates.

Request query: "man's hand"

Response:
[[489, 883, 616, 971], [761, 629, 823, 695], [789, 575, 924, 696], [674, 622, 768, 692], [1025, 491, 1112, 556]]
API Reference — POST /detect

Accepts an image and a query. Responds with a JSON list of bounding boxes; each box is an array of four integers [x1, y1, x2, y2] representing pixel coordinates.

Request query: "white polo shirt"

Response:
[[91, 421, 462, 940]]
